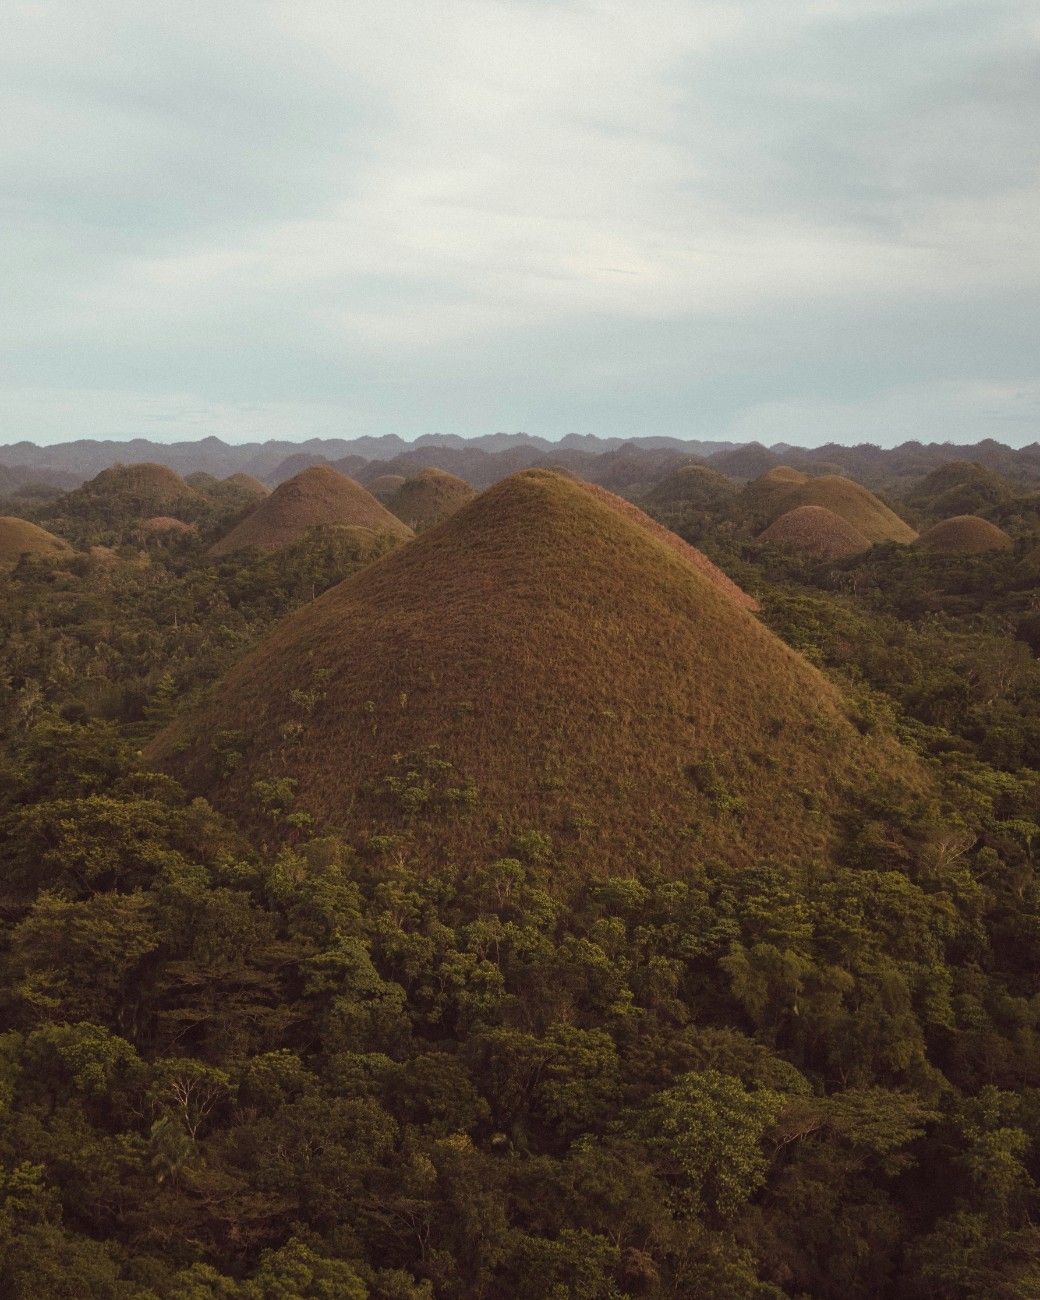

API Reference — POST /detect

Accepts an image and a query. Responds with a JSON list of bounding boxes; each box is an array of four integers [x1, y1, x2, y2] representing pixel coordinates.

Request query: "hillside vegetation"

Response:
[[1, 450, 1040, 1296]]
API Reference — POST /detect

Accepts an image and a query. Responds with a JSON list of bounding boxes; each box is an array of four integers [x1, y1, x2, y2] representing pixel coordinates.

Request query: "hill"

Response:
[[743, 469, 917, 544], [368, 473, 407, 500], [53, 462, 204, 524], [758, 505, 871, 559], [915, 515, 1014, 555], [387, 468, 476, 530], [224, 473, 270, 496], [137, 516, 197, 537], [151, 470, 921, 873], [208, 465, 413, 557], [707, 442, 782, 480], [645, 463, 737, 511], [906, 460, 1015, 519], [0, 516, 71, 567]]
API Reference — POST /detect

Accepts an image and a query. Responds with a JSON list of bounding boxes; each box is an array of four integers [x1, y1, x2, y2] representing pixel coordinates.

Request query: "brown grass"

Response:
[[387, 468, 476, 531], [577, 479, 759, 611], [0, 517, 71, 566], [209, 465, 413, 556], [224, 473, 270, 497], [151, 469, 924, 876], [915, 515, 1013, 555], [368, 474, 407, 500], [744, 469, 917, 544], [759, 506, 871, 559], [138, 516, 197, 536]]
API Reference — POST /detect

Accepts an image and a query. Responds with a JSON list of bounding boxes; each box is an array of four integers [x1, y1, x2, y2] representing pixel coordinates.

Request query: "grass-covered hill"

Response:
[[208, 464, 413, 556], [758, 504, 871, 559], [45, 462, 205, 528], [905, 459, 1015, 520], [743, 468, 918, 544], [387, 467, 476, 531], [367, 472, 407, 500], [644, 463, 738, 512], [0, 516, 70, 567], [152, 470, 923, 873], [916, 514, 1014, 555]]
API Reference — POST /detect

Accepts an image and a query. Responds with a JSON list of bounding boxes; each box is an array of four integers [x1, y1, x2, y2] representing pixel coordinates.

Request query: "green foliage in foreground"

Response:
[[0, 530, 1039, 1295]]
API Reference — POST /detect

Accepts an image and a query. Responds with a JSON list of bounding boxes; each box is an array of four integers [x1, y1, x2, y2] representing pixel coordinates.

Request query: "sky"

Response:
[[2, 1, 1038, 448]]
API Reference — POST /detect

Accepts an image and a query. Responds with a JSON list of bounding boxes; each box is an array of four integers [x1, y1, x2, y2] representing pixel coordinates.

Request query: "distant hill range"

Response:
[[2, 432, 1040, 494]]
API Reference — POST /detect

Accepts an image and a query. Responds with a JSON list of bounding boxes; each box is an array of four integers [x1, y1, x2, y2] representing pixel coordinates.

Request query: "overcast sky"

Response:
[[2, 1, 1038, 447]]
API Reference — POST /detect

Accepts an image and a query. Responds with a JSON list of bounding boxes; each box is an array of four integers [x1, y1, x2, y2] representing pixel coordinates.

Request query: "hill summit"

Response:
[[744, 468, 917, 544], [759, 505, 871, 559], [208, 465, 412, 556], [59, 462, 204, 522], [387, 467, 476, 531], [916, 515, 1014, 555], [152, 470, 921, 873]]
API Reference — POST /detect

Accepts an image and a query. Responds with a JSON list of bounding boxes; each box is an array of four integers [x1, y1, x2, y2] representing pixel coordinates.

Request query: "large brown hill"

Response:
[[916, 515, 1014, 555], [387, 468, 476, 531], [744, 469, 917, 544], [0, 517, 71, 567], [151, 470, 922, 874], [208, 465, 412, 557], [759, 505, 871, 559]]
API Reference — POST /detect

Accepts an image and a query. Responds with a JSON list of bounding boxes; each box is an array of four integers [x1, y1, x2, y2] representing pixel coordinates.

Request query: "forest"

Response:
[[1, 452, 1040, 1298]]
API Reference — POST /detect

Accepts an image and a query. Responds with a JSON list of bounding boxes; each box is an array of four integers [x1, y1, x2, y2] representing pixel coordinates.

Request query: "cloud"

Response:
[[1, 0, 1037, 445]]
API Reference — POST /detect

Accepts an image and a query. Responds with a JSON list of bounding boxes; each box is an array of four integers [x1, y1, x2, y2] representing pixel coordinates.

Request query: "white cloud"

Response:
[[1, 0, 1037, 444]]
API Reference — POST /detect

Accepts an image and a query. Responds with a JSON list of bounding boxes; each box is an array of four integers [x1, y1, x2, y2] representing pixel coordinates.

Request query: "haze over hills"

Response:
[[151, 470, 923, 873], [4, 433, 1040, 496]]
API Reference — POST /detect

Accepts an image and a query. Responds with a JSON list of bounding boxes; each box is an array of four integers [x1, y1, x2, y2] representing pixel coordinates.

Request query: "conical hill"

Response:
[[58, 462, 204, 521], [645, 464, 737, 511], [744, 470, 917, 544], [0, 517, 71, 567], [208, 465, 412, 557], [151, 470, 924, 874], [387, 468, 476, 531], [759, 505, 871, 559], [916, 515, 1014, 555]]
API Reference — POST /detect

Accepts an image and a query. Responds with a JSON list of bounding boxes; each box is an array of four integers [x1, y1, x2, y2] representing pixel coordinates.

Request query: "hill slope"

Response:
[[152, 470, 922, 873], [387, 468, 476, 530], [744, 469, 917, 544], [0, 517, 71, 566], [759, 505, 871, 559], [209, 465, 412, 556], [916, 515, 1014, 555]]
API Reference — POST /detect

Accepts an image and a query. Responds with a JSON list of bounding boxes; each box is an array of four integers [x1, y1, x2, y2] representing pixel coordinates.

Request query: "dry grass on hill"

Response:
[[916, 515, 1014, 555], [368, 474, 407, 500], [138, 516, 197, 537], [209, 465, 413, 557], [224, 473, 270, 497], [744, 468, 917, 544], [759, 505, 871, 559], [0, 517, 71, 566], [387, 468, 476, 531], [151, 469, 924, 876]]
